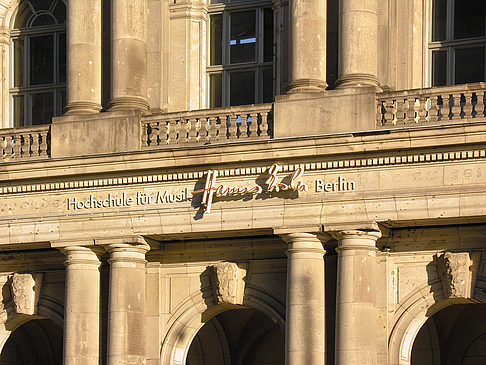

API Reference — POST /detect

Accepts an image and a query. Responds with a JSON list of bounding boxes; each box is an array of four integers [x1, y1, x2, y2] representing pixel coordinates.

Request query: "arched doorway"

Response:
[[411, 303, 486, 365], [0, 318, 62, 365], [186, 308, 284, 365]]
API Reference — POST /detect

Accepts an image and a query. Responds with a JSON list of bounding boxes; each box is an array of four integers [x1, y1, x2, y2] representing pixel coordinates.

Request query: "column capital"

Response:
[[60, 245, 104, 267], [279, 232, 327, 256], [333, 229, 382, 251], [95, 237, 150, 265]]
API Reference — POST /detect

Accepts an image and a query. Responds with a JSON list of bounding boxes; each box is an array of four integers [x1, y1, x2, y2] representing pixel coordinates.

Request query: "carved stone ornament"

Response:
[[209, 262, 247, 305], [436, 252, 470, 298], [9, 273, 42, 316]]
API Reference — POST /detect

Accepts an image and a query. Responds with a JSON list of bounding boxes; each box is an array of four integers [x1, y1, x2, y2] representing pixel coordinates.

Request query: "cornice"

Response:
[[2, 122, 486, 193]]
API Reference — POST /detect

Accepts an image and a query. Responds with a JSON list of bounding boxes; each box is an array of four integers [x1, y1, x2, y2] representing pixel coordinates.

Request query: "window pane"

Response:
[[210, 73, 222, 108], [13, 39, 24, 87], [58, 32, 66, 82], [58, 88, 66, 115], [262, 67, 273, 103], [263, 8, 273, 63], [432, 50, 447, 86], [454, 0, 485, 39], [230, 10, 256, 64], [30, 35, 54, 85], [455, 46, 485, 84], [31, 92, 54, 125], [52, 1, 66, 24], [210, 14, 222, 66], [13, 95, 24, 128], [432, 0, 447, 41], [32, 14, 56, 27], [30, 0, 53, 11], [230, 71, 255, 105]]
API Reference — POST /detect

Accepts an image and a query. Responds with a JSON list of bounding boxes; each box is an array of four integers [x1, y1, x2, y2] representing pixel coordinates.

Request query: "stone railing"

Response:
[[376, 82, 486, 128], [1, 125, 50, 161], [141, 103, 273, 148]]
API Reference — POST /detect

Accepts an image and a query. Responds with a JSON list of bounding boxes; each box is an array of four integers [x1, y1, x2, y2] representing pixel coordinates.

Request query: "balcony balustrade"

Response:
[[377, 82, 486, 128], [141, 103, 273, 148], [1, 125, 50, 161]]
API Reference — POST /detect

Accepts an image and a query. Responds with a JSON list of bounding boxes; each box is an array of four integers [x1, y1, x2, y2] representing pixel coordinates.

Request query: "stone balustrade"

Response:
[[1, 125, 50, 161], [377, 82, 486, 128], [141, 103, 273, 148]]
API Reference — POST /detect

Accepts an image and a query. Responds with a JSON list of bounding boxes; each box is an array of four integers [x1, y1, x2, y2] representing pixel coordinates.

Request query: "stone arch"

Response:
[[388, 288, 485, 364], [160, 286, 285, 365]]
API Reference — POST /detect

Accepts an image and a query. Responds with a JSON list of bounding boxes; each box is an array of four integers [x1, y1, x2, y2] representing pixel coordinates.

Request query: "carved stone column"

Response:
[[288, 0, 327, 92], [104, 241, 150, 365], [64, 0, 102, 114], [281, 232, 326, 364], [336, 0, 379, 88], [334, 229, 381, 365], [109, 0, 149, 111], [61, 246, 103, 365]]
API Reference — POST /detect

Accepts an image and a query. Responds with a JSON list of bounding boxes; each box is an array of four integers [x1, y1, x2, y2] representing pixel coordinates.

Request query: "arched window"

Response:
[[10, 0, 66, 127]]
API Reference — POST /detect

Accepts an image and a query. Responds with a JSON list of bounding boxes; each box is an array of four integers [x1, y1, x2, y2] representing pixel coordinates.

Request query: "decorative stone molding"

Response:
[[436, 252, 470, 298], [209, 262, 247, 306], [2, 148, 486, 194], [9, 273, 42, 316]]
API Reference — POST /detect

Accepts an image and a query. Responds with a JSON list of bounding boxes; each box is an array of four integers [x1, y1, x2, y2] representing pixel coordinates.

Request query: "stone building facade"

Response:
[[0, 0, 486, 364]]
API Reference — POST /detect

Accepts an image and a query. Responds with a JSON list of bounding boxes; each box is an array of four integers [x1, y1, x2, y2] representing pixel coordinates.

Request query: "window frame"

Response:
[[207, 0, 275, 108], [429, 0, 486, 86], [9, 1, 66, 127]]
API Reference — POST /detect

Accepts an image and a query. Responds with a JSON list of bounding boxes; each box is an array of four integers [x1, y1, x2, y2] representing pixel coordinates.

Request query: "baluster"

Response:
[[428, 94, 439, 122], [227, 113, 237, 140], [31, 132, 40, 157], [396, 99, 405, 124], [169, 120, 177, 144], [248, 112, 258, 138], [382, 100, 395, 126], [417, 96, 427, 123], [208, 116, 217, 143], [480, 92, 486, 117], [42, 129, 50, 157], [183, 119, 191, 143], [450, 93, 462, 121], [161, 121, 169, 145], [463, 92, 474, 120], [440, 94, 451, 120], [260, 111, 269, 137], [405, 98, 416, 124], [3, 136, 11, 161], [239, 114, 248, 139], [13, 134, 22, 159], [376, 100, 384, 126], [188, 118, 198, 143], [141, 122, 149, 147]]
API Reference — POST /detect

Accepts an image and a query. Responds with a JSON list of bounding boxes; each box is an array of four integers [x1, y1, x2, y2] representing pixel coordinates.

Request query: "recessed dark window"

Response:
[[208, 1, 274, 107], [10, 0, 66, 126]]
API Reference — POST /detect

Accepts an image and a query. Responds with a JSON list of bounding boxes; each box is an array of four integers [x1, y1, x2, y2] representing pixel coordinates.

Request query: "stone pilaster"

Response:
[[336, 0, 380, 88], [105, 241, 150, 365], [334, 229, 381, 365], [281, 232, 326, 364], [287, 0, 327, 92], [109, 0, 149, 111], [61, 246, 103, 365], [0, 26, 10, 128], [64, 0, 102, 114]]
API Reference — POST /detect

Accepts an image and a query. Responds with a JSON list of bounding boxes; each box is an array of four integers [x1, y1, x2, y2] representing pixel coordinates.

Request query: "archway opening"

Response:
[[0, 318, 62, 365], [187, 307, 284, 365], [411, 303, 486, 365]]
